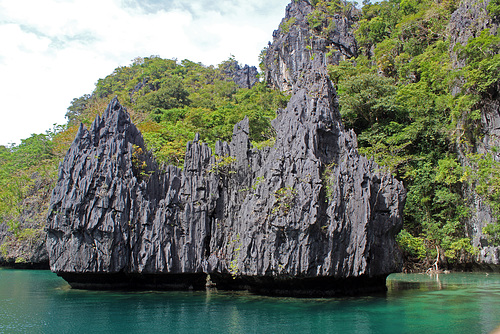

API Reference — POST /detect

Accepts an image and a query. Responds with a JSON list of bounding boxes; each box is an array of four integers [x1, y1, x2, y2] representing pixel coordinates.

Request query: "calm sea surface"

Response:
[[0, 269, 499, 333]]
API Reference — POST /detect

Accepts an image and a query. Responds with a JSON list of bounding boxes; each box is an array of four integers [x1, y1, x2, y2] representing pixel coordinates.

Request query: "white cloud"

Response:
[[0, 0, 290, 146]]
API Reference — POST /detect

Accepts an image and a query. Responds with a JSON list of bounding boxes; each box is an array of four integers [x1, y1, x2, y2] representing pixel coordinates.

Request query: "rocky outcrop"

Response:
[[46, 0, 405, 296], [0, 229, 48, 269], [263, 0, 358, 92], [449, 0, 500, 266], [448, 0, 498, 70], [47, 94, 404, 294], [0, 174, 50, 269], [220, 60, 259, 89]]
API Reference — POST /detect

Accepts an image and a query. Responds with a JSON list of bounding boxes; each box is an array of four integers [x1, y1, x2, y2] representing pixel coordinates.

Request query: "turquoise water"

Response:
[[1, 269, 499, 333]]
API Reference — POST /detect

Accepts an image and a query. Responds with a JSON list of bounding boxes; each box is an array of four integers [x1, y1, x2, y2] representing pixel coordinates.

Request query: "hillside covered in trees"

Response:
[[1, 0, 499, 271]]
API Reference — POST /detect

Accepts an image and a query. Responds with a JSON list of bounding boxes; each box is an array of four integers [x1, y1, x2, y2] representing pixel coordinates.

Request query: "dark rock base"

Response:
[[58, 272, 208, 291], [240, 275, 389, 297], [57, 272, 389, 297], [0, 260, 50, 270], [452, 263, 500, 273]]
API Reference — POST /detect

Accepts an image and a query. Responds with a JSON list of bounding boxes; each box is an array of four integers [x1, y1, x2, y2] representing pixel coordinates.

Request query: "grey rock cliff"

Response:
[[449, 0, 500, 265], [264, 0, 358, 92], [0, 174, 50, 269], [220, 60, 259, 89], [47, 0, 405, 295]]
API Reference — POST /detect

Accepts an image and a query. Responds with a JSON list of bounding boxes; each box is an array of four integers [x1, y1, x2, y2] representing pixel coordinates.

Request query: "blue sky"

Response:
[[0, 0, 290, 146]]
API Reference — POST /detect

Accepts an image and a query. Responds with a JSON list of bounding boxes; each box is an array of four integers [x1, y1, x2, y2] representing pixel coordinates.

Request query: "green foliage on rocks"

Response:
[[272, 186, 297, 215], [466, 153, 500, 245], [329, 0, 499, 267], [0, 128, 64, 264], [456, 29, 500, 93], [307, 0, 358, 37], [487, 0, 500, 18]]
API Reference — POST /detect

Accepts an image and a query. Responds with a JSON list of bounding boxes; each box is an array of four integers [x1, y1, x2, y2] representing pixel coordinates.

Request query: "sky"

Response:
[[0, 0, 291, 146]]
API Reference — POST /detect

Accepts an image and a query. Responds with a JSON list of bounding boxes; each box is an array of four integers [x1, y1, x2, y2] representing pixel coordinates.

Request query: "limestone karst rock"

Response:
[[263, 0, 358, 92], [46, 0, 406, 295], [0, 175, 50, 269], [220, 60, 259, 89], [448, 0, 500, 265]]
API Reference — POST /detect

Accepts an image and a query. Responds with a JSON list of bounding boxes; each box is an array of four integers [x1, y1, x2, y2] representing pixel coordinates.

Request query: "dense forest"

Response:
[[1, 0, 499, 270]]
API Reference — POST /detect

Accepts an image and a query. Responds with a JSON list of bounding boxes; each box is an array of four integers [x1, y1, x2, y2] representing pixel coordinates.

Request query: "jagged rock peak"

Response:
[[86, 96, 144, 146], [264, 0, 359, 92], [220, 60, 259, 89], [47, 97, 162, 273]]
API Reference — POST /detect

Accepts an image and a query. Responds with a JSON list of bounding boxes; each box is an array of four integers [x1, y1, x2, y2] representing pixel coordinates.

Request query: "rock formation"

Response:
[[448, 0, 500, 266], [220, 60, 259, 89], [46, 0, 405, 295], [0, 175, 50, 269], [263, 0, 358, 92]]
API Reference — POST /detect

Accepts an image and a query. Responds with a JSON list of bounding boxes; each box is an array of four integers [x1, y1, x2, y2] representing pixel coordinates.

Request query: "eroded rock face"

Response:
[[47, 0, 405, 295], [449, 0, 500, 265], [220, 60, 259, 89], [263, 0, 358, 92], [47, 84, 404, 295], [0, 175, 50, 269]]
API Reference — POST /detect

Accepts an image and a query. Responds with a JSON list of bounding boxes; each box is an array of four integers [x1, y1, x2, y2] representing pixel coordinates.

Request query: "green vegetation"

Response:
[[307, 0, 357, 40], [487, 0, 500, 18], [0, 129, 62, 235], [281, 17, 297, 33], [0, 126, 67, 262], [228, 233, 241, 278], [272, 186, 297, 215], [466, 153, 500, 245], [66, 57, 288, 167], [327, 0, 499, 266], [208, 155, 237, 176], [322, 162, 337, 200]]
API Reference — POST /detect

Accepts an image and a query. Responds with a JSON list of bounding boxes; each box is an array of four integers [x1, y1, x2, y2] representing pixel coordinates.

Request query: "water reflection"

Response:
[[387, 272, 500, 334], [388, 272, 500, 291]]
